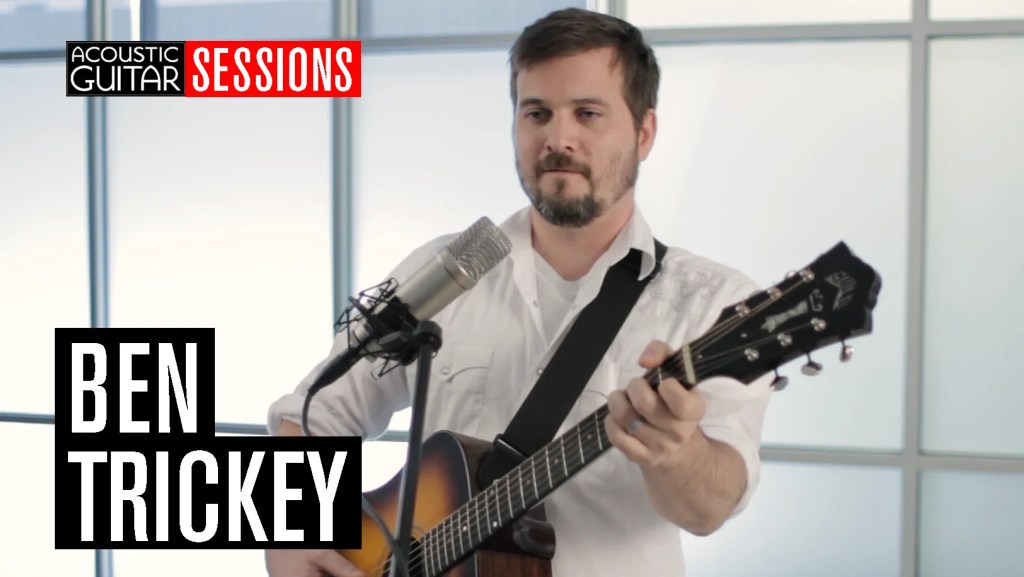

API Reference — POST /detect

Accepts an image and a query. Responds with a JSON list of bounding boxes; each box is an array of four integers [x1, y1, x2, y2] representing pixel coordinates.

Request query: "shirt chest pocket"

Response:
[[419, 343, 493, 438]]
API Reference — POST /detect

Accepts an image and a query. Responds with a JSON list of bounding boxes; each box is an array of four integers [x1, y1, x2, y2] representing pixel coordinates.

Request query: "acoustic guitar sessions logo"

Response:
[[54, 328, 362, 549], [66, 41, 361, 97]]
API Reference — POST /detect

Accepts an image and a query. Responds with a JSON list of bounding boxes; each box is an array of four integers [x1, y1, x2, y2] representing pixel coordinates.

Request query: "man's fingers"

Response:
[[625, 377, 675, 429], [604, 410, 651, 464], [606, 389, 639, 428], [656, 378, 707, 422], [313, 550, 364, 577], [639, 340, 673, 369]]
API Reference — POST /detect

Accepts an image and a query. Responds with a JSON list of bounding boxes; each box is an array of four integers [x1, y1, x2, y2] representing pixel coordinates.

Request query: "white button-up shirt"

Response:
[[268, 206, 774, 577]]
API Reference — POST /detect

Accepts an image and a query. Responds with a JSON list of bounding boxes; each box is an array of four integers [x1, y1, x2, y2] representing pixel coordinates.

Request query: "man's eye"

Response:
[[526, 109, 549, 120], [578, 109, 599, 119]]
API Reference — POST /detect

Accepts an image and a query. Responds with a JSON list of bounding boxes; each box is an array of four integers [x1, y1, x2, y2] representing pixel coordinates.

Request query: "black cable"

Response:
[[298, 286, 410, 576], [362, 494, 411, 577], [298, 387, 410, 577]]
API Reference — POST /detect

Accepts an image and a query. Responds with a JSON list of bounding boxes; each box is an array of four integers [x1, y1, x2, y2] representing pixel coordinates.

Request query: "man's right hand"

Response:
[[264, 549, 364, 577]]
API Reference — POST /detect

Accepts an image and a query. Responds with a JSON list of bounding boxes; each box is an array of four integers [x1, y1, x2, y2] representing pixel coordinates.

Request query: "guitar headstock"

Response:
[[665, 242, 881, 390]]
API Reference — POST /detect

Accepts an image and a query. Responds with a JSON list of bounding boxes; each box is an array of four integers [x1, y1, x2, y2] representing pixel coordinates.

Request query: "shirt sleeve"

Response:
[[265, 237, 450, 439], [696, 372, 774, 518], [691, 275, 776, 519], [265, 333, 412, 439]]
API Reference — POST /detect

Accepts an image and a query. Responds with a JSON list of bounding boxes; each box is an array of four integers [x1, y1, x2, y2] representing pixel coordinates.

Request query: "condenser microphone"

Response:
[[308, 216, 512, 392]]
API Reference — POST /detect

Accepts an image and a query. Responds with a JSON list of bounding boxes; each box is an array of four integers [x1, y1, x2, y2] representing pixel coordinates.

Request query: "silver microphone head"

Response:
[[402, 217, 511, 319], [344, 217, 512, 357], [446, 216, 513, 282]]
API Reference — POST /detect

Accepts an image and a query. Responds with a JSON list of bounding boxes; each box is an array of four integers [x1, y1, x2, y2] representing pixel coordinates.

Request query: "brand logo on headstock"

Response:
[[826, 271, 856, 310], [761, 301, 808, 333]]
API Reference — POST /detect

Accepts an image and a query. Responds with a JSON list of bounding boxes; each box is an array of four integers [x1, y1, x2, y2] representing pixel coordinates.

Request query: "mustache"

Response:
[[535, 153, 591, 179]]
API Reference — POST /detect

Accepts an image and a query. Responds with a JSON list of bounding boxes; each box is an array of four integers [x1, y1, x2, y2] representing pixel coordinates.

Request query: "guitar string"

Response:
[[400, 423, 601, 577], [388, 314, 808, 577], [691, 321, 820, 369], [374, 279, 814, 576], [393, 313, 785, 577], [386, 409, 612, 577], [650, 278, 814, 387], [679, 278, 811, 363], [406, 316, 815, 576]]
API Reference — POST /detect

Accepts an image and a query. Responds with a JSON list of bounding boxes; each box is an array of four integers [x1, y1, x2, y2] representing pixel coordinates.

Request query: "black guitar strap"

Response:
[[476, 239, 668, 489]]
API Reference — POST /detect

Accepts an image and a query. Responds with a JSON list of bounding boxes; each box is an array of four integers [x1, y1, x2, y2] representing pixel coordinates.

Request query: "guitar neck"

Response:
[[418, 404, 614, 576], [421, 329, 754, 568], [419, 349, 698, 576], [413, 240, 883, 577]]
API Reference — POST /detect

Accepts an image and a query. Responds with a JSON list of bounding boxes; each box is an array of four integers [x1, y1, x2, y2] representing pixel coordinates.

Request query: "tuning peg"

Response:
[[771, 369, 789, 391], [840, 341, 854, 362], [801, 354, 823, 376]]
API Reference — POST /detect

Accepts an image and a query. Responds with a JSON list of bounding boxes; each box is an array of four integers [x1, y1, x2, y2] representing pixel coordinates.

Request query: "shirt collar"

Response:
[[500, 205, 658, 281]]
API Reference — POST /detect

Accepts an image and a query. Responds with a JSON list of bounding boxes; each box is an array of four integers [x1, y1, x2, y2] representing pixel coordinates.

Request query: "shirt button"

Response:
[[440, 367, 451, 375], [537, 368, 544, 375]]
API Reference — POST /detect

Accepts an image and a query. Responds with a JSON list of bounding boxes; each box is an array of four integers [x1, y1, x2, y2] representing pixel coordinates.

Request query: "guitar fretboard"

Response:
[[411, 404, 612, 577], [406, 347, 700, 577]]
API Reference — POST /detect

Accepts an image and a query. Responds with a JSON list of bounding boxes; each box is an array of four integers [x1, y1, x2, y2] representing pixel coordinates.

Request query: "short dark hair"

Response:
[[509, 8, 660, 130]]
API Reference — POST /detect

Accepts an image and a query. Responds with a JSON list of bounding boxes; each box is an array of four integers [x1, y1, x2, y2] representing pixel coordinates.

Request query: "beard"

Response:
[[517, 146, 639, 228]]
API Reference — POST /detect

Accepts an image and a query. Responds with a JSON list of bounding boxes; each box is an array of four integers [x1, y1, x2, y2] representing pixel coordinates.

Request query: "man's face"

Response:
[[514, 47, 654, 228]]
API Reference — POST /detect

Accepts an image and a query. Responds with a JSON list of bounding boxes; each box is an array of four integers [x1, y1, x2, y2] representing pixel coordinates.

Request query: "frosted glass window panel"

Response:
[[0, 62, 89, 414], [922, 38, 1024, 457], [107, 97, 333, 426], [158, 0, 330, 40], [357, 0, 586, 38], [642, 42, 909, 450], [931, 0, 1024, 21], [115, 550, 266, 577], [352, 50, 527, 292], [363, 440, 408, 491], [680, 462, 901, 577], [0, 0, 84, 50], [109, 0, 331, 41], [386, 407, 411, 432], [626, 0, 910, 28], [0, 423, 94, 577], [920, 470, 1024, 577]]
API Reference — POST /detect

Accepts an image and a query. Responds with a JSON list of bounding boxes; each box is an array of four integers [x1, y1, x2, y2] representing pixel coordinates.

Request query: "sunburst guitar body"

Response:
[[339, 431, 554, 577]]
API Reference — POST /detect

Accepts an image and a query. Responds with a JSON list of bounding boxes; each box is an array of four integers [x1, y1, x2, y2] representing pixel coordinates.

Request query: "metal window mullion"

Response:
[[352, 21, 1024, 55], [903, 1, 930, 576], [141, 0, 157, 41], [86, 1, 111, 577], [606, 0, 625, 19], [0, 49, 65, 61], [332, 0, 358, 325], [3, 21, 1024, 63], [928, 19, 1024, 37], [86, 0, 110, 332]]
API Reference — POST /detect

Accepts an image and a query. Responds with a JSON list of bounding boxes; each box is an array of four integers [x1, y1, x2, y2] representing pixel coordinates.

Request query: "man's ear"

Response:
[[638, 108, 657, 161]]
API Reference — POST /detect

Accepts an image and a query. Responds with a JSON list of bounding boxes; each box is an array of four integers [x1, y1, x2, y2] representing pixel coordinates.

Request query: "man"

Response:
[[266, 8, 773, 577]]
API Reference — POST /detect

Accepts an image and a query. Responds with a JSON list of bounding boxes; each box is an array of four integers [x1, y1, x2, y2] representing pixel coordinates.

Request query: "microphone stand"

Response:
[[387, 320, 442, 577], [307, 286, 444, 576]]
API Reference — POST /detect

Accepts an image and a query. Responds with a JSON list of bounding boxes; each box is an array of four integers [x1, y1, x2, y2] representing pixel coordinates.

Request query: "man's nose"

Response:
[[544, 113, 579, 154]]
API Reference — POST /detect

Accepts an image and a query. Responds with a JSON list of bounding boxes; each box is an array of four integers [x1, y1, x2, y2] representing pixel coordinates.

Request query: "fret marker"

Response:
[[492, 522, 498, 528]]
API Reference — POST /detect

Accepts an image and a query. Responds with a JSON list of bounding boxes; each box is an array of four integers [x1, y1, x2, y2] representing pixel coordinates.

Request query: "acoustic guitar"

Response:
[[339, 241, 881, 577]]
